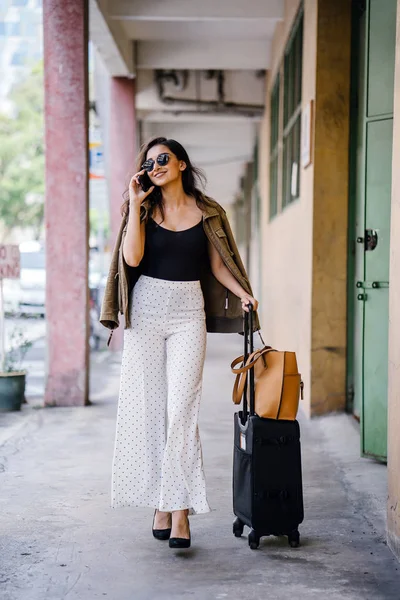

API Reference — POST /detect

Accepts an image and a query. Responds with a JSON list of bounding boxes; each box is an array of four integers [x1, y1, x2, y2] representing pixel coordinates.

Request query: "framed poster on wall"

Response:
[[301, 100, 314, 168]]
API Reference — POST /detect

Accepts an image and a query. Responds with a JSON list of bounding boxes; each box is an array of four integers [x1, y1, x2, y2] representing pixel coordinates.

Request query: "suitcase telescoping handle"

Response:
[[242, 303, 255, 422]]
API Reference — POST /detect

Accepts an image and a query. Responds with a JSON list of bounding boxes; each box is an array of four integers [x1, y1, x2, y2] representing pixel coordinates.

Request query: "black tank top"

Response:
[[140, 217, 209, 281]]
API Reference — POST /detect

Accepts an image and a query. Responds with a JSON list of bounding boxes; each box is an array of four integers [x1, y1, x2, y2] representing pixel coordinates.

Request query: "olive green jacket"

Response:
[[99, 196, 261, 340]]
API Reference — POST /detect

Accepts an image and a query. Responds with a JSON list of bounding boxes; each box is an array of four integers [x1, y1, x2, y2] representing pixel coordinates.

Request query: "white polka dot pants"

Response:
[[111, 275, 211, 514]]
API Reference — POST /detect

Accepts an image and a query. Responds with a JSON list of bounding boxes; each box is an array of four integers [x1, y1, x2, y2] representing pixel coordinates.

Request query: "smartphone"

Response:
[[138, 172, 151, 192]]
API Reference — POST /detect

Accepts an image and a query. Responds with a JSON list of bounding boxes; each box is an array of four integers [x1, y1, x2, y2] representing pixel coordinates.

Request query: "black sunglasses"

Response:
[[141, 153, 170, 172]]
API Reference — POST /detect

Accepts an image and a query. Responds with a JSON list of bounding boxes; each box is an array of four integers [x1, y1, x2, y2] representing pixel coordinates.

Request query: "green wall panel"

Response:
[[367, 0, 397, 117], [362, 118, 392, 459]]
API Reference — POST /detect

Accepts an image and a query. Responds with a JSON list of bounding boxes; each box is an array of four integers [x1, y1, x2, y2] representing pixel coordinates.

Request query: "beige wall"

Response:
[[259, 0, 314, 416], [387, 0, 400, 563], [259, 0, 351, 416]]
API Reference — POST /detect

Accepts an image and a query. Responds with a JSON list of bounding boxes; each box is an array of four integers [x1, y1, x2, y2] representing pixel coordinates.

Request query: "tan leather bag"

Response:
[[231, 346, 304, 420]]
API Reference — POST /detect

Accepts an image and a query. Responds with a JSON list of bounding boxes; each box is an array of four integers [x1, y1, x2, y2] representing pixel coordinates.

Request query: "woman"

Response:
[[102, 137, 259, 550]]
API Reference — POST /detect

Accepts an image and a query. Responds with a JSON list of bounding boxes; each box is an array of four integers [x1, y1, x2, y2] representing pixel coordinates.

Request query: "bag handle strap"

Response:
[[231, 347, 269, 374], [232, 348, 276, 405], [231, 347, 275, 374], [233, 370, 245, 405], [233, 357, 258, 404], [233, 354, 254, 404]]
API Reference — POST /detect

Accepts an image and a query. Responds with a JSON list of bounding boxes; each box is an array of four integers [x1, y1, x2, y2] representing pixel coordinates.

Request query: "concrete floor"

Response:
[[0, 333, 399, 600]]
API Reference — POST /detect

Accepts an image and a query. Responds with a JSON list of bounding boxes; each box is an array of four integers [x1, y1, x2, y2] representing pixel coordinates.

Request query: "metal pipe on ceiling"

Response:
[[154, 69, 264, 118]]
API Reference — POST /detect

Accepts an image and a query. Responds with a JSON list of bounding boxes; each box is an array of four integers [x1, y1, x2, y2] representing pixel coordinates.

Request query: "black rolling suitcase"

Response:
[[232, 306, 304, 550]]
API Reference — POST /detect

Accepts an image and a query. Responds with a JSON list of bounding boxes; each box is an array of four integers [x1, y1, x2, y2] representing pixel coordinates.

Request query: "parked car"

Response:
[[3, 244, 110, 348], [3, 242, 46, 318]]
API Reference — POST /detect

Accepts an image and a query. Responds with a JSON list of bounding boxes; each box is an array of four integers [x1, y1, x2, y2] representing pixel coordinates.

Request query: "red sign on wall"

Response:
[[0, 245, 20, 279]]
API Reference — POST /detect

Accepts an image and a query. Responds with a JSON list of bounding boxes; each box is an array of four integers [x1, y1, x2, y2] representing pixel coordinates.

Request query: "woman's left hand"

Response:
[[240, 294, 259, 312]]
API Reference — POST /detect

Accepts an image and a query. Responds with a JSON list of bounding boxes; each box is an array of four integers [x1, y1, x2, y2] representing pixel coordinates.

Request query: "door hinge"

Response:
[[347, 384, 355, 405], [371, 281, 389, 289], [357, 281, 389, 291]]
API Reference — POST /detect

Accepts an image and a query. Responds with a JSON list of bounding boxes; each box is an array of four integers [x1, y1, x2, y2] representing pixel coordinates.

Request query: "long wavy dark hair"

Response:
[[121, 137, 209, 222]]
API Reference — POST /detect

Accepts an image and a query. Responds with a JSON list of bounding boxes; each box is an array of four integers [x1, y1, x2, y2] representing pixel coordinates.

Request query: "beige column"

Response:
[[310, 0, 352, 414], [387, 0, 400, 563]]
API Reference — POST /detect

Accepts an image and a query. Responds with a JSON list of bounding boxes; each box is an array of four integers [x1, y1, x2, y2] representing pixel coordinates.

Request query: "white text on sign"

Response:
[[0, 245, 20, 280]]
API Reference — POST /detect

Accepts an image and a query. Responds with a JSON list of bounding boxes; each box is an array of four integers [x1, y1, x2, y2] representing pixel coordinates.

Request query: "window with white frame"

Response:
[[268, 9, 303, 220]]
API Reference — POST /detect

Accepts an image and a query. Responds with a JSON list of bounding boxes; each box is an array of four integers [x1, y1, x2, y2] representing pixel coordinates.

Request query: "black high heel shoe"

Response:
[[152, 510, 171, 541], [169, 514, 191, 548], [169, 535, 191, 549]]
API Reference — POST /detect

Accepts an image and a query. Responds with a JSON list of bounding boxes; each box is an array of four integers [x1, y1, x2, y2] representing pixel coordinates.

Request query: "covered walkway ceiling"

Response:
[[90, 0, 284, 206]]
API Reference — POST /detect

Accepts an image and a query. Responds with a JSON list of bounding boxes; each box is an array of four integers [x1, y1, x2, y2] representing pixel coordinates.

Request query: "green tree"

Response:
[[0, 62, 44, 239], [90, 207, 110, 243]]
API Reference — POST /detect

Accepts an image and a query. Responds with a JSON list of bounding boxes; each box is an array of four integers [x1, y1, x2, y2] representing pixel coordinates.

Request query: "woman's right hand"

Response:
[[129, 170, 155, 208]]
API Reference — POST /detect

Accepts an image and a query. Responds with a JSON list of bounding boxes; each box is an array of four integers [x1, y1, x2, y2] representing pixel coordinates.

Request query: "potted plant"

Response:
[[0, 327, 33, 412]]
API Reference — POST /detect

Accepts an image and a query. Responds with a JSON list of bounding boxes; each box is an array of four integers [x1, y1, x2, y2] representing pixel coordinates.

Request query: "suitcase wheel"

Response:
[[248, 529, 260, 550], [288, 529, 300, 548], [233, 517, 245, 538]]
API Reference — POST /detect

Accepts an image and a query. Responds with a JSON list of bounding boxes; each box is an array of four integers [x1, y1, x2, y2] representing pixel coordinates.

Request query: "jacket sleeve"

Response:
[[219, 206, 262, 332], [220, 209, 252, 293], [99, 217, 127, 330]]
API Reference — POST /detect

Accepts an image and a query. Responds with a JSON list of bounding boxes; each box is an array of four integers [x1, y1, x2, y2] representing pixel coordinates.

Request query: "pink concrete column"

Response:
[[43, 0, 89, 406], [109, 77, 136, 351], [109, 77, 136, 248]]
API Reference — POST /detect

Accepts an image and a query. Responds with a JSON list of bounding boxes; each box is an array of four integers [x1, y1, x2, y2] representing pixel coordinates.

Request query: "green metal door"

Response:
[[349, 0, 396, 460]]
